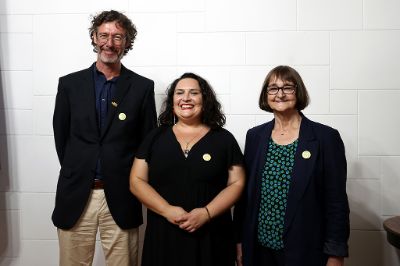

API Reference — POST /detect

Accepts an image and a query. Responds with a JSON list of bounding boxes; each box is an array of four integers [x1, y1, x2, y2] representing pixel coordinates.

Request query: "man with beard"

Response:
[[52, 10, 157, 266]]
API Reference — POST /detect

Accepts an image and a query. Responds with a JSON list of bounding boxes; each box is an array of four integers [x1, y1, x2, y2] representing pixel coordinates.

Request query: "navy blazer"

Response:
[[52, 64, 157, 230], [234, 114, 349, 266]]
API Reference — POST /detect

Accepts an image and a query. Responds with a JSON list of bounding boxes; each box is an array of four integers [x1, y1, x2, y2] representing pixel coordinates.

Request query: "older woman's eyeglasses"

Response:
[[266, 85, 296, 95], [96, 33, 126, 45]]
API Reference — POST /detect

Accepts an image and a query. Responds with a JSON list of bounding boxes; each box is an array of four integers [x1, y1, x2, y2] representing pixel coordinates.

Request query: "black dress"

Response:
[[136, 126, 243, 266]]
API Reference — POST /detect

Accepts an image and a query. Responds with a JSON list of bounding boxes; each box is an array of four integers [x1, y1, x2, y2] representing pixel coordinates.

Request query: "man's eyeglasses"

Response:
[[96, 33, 126, 45], [266, 85, 296, 95]]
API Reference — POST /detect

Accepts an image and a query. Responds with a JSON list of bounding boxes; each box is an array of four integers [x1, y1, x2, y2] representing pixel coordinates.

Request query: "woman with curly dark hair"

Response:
[[130, 73, 245, 266]]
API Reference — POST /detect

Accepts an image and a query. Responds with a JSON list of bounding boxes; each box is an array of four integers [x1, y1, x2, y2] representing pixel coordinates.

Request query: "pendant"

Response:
[[183, 149, 189, 158]]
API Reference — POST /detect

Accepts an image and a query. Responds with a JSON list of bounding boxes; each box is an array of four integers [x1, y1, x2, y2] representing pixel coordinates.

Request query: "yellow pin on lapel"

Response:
[[111, 101, 118, 107], [302, 150, 311, 159], [118, 113, 126, 121], [203, 153, 211, 161]]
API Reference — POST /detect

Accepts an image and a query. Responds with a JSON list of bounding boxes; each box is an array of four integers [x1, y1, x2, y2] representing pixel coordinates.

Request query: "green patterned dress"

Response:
[[257, 138, 298, 250]]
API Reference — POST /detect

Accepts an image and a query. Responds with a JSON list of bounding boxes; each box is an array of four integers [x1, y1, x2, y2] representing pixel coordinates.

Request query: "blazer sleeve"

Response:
[[53, 77, 70, 165], [139, 81, 157, 141], [233, 129, 253, 243], [322, 129, 350, 257]]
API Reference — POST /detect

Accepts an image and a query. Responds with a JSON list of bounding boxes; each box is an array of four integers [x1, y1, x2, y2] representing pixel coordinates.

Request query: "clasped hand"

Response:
[[164, 205, 209, 233]]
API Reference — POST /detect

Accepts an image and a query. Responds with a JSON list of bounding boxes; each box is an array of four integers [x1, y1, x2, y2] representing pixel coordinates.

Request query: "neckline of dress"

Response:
[[170, 126, 212, 159]]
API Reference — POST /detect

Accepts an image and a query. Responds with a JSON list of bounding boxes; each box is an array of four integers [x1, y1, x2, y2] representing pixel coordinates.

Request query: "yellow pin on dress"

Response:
[[302, 150, 311, 159], [203, 153, 211, 161], [118, 113, 126, 121]]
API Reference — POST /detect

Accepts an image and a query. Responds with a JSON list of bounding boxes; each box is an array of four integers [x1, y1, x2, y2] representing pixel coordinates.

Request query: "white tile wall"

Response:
[[295, 66, 330, 114], [0, 15, 32, 33], [177, 33, 245, 66], [0, 71, 33, 110], [359, 91, 400, 155], [331, 31, 400, 90], [130, 66, 178, 94], [0, 210, 21, 257], [298, 0, 362, 30], [246, 32, 329, 65], [33, 14, 94, 96], [205, 0, 296, 31], [176, 66, 230, 94], [330, 90, 358, 115], [127, 13, 177, 66], [381, 157, 400, 215], [0, 0, 128, 14], [347, 156, 380, 180], [0, 110, 33, 135], [0, 192, 20, 210], [33, 96, 55, 136], [225, 115, 256, 150], [363, 0, 400, 29], [17, 136, 59, 193], [129, 0, 204, 12], [0, 33, 32, 71], [346, 230, 400, 266], [230, 66, 269, 115], [20, 193, 56, 240], [177, 13, 206, 33], [1, 0, 400, 265], [20, 240, 58, 266], [347, 179, 382, 230]]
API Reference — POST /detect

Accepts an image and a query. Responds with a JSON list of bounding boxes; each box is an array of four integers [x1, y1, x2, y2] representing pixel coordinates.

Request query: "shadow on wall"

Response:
[[0, 39, 10, 260], [345, 160, 400, 266], [380, 161, 400, 265], [0, 5, 18, 264]]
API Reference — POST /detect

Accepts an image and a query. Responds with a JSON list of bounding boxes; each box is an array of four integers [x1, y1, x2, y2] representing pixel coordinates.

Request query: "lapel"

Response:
[[81, 65, 99, 136], [250, 121, 274, 220], [284, 114, 318, 235], [100, 65, 132, 139]]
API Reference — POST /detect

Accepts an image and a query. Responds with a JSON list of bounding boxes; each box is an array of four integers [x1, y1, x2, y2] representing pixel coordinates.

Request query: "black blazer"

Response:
[[234, 114, 349, 266], [52, 64, 157, 230]]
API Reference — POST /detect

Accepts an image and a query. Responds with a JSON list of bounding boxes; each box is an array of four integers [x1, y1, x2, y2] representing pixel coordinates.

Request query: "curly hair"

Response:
[[259, 65, 310, 112], [89, 10, 137, 55], [158, 73, 226, 129]]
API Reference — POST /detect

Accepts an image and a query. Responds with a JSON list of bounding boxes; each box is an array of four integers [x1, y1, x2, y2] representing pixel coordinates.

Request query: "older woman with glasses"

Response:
[[234, 65, 350, 266]]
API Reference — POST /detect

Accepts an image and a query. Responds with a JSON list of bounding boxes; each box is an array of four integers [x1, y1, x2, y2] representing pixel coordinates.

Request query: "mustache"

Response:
[[93, 44, 118, 54], [100, 45, 117, 53]]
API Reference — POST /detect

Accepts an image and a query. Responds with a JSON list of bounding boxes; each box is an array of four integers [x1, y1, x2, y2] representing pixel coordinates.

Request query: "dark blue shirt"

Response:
[[93, 65, 119, 180]]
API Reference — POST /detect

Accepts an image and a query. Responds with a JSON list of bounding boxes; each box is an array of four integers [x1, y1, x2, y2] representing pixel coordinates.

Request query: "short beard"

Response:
[[97, 48, 124, 64]]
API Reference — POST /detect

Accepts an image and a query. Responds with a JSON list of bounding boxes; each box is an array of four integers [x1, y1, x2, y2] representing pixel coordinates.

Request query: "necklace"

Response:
[[176, 125, 205, 158]]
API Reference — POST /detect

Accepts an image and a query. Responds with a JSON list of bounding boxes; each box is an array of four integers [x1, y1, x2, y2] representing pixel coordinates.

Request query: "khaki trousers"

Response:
[[57, 189, 138, 266]]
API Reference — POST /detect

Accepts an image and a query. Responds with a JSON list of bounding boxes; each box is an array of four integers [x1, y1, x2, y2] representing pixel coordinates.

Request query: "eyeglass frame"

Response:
[[266, 84, 297, 95], [96, 32, 126, 45]]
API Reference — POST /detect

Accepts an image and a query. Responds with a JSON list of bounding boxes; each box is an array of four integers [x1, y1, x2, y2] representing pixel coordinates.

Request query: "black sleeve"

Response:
[[139, 81, 157, 142], [52, 77, 70, 164], [224, 129, 244, 168], [233, 129, 252, 243], [322, 129, 350, 257], [136, 127, 165, 162]]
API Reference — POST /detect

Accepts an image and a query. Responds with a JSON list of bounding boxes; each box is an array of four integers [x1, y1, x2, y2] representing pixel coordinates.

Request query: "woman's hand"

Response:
[[163, 205, 188, 225], [236, 243, 243, 266], [175, 207, 210, 233], [326, 256, 344, 266]]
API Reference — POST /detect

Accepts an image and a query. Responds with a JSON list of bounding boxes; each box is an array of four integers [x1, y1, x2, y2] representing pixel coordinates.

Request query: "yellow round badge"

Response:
[[302, 150, 311, 159], [203, 153, 211, 161], [119, 113, 127, 121]]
